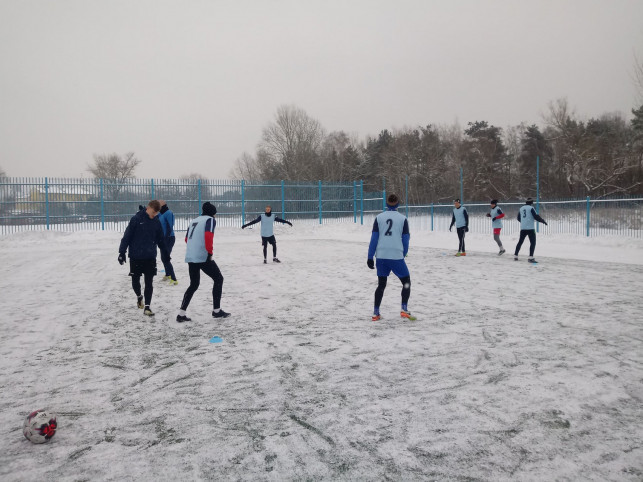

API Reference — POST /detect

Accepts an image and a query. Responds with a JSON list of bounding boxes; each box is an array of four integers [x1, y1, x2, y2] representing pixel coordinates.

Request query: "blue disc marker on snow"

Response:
[[209, 336, 223, 343]]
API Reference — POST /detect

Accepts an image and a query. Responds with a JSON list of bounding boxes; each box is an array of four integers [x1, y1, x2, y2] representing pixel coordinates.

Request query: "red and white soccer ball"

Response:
[[23, 409, 57, 444]]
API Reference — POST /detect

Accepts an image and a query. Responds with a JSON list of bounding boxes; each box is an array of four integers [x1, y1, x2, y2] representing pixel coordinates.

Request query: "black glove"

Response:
[[492, 217, 497, 221], [464, 226, 469, 232], [486, 213, 491, 218], [543, 221, 548, 226], [287, 221, 293, 226], [118, 253, 126, 265], [367, 259, 374, 269], [241, 225, 246, 229], [207, 253, 212, 262]]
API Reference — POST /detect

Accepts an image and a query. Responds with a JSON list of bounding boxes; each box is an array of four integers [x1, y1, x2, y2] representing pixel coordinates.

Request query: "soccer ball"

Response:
[[23, 409, 57, 444]]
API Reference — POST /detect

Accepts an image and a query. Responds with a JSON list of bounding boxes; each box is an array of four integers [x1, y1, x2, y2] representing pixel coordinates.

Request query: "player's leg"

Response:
[[179, 263, 201, 311], [391, 260, 412, 318], [528, 230, 537, 258], [262, 237, 268, 263], [373, 259, 392, 320], [514, 230, 528, 258], [270, 236, 280, 262], [129, 259, 144, 308], [202, 259, 228, 317]]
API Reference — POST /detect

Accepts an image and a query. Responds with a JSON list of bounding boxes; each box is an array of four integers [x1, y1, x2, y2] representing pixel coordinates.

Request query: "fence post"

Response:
[[281, 180, 285, 219], [460, 167, 463, 203], [360, 180, 364, 225], [431, 203, 434, 231], [241, 180, 245, 226], [100, 178, 105, 230], [318, 180, 322, 224], [353, 181, 357, 223], [382, 177, 386, 211], [151, 179, 155, 200], [45, 177, 49, 230], [586, 196, 590, 237], [536, 156, 540, 233], [405, 175, 409, 218], [197, 179, 202, 215]]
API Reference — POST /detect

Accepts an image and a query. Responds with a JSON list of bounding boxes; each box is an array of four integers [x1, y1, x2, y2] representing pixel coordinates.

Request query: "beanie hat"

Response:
[[202, 202, 217, 216], [526, 197, 534, 205], [490, 199, 498, 205]]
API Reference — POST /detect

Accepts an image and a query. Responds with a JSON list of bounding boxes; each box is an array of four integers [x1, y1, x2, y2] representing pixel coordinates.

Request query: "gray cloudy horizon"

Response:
[[1, 0, 642, 179]]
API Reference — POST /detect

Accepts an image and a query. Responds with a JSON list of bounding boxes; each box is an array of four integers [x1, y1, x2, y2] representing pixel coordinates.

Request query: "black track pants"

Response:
[[514, 229, 537, 257], [180, 260, 224, 311]]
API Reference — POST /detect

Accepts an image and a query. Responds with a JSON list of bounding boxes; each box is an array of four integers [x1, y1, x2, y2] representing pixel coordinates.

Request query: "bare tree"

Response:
[[632, 52, 643, 104], [0, 165, 6, 178], [230, 152, 261, 181], [88, 152, 141, 180]]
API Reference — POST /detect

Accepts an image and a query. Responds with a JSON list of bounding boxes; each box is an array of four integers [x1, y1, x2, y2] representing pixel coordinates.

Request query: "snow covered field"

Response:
[[1, 224, 642, 481]]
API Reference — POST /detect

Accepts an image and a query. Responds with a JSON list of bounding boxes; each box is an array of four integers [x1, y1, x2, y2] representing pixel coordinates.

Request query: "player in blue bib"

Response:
[[367, 194, 413, 321], [514, 197, 548, 263], [449, 199, 469, 256], [486, 199, 506, 255], [241, 206, 292, 263]]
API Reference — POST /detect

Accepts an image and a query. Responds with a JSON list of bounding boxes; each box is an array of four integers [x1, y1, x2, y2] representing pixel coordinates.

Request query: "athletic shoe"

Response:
[[176, 315, 191, 323], [514, 255, 519, 261], [137, 296, 144, 309], [455, 252, 462, 257], [162, 275, 171, 281], [168, 279, 178, 286], [143, 307, 155, 316], [400, 310, 416, 320], [372, 314, 381, 321], [263, 259, 267, 264], [460, 252, 466, 256], [499, 249, 506, 255], [528, 258, 538, 264], [212, 309, 231, 319], [273, 258, 281, 263]]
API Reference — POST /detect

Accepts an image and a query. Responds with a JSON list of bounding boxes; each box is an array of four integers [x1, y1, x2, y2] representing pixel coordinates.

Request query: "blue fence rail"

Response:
[[0, 177, 641, 237]]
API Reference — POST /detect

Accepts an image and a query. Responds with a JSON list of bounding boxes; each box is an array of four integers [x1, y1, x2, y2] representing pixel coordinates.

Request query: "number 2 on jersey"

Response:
[[384, 219, 393, 236]]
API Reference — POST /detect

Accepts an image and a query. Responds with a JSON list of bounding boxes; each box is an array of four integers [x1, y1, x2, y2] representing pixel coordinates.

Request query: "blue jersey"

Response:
[[368, 209, 410, 260], [518, 205, 538, 230], [185, 215, 216, 263], [490, 206, 503, 229], [158, 209, 175, 237], [260, 213, 276, 237], [452, 206, 468, 228]]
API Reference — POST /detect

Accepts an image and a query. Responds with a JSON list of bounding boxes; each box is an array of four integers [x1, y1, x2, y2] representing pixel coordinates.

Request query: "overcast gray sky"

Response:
[[1, 0, 642, 179]]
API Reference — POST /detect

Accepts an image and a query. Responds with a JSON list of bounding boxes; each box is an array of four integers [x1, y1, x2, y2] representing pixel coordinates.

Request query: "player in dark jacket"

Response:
[[118, 200, 169, 316], [514, 197, 548, 263], [158, 200, 177, 284]]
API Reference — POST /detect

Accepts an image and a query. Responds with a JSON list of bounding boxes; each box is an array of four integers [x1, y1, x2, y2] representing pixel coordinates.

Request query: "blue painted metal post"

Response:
[[382, 177, 386, 211], [241, 180, 245, 226], [586, 196, 590, 237], [151, 179, 155, 199], [431, 203, 434, 231], [281, 180, 285, 219], [197, 179, 202, 215], [318, 180, 322, 224], [100, 178, 105, 230], [460, 167, 463, 203], [353, 181, 357, 223], [536, 156, 540, 233], [45, 177, 49, 230], [405, 175, 409, 218], [360, 180, 364, 225]]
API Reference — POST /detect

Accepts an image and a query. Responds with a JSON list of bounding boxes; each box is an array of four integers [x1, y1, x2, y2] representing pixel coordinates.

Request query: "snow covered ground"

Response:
[[0, 224, 642, 481]]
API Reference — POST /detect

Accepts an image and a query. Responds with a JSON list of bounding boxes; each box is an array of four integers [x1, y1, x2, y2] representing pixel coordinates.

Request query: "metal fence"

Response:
[[0, 177, 641, 238]]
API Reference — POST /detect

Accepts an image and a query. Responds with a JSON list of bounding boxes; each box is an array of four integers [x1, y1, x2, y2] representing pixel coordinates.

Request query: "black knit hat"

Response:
[[526, 197, 534, 205], [202, 202, 217, 216], [490, 199, 498, 205]]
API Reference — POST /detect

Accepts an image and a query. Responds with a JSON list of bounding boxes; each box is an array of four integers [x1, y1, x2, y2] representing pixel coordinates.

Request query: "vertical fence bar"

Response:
[[197, 179, 202, 214], [382, 177, 386, 211], [536, 156, 540, 233], [241, 180, 245, 226], [353, 181, 357, 223], [151, 179, 155, 199], [100, 179, 105, 230], [45, 177, 49, 230], [281, 180, 285, 219], [431, 203, 434, 231], [318, 180, 322, 224], [460, 167, 463, 203], [586, 196, 590, 237], [405, 175, 409, 218], [360, 180, 364, 225]]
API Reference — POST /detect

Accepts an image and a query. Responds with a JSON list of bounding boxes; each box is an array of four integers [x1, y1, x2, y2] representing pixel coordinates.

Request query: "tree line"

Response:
[[231, 100, 643, 203]]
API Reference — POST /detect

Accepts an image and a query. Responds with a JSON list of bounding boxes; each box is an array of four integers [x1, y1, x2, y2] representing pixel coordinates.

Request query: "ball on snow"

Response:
[[23, 409, 57, 444]]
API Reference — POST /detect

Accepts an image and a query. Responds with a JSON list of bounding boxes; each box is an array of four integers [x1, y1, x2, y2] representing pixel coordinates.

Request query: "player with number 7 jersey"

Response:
[[366, 193, 414, 321], [176, 202, 230, 322]]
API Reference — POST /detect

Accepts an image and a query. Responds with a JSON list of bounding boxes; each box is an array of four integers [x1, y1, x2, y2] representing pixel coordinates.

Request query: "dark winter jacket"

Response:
[[119, 210, 168, 260]]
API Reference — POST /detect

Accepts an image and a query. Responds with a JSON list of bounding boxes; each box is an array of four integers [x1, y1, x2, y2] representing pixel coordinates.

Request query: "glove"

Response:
[[287, 221, 293, 227], [543, 221, 548, 226], [118, 253, 126, 265], [492, 217, 497, 221], [241, 225, 246, 229], [464, 226, 469, 232], [367, 259, 375, 269], [486, 213, 491, 218], [449, 227, 452, 232], [207, 253, 212, 262]]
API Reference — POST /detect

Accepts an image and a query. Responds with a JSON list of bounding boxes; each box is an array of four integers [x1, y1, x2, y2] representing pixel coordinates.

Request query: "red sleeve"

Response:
[[205, 232, 213, 254], [496, 213, 505, 219]]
